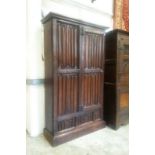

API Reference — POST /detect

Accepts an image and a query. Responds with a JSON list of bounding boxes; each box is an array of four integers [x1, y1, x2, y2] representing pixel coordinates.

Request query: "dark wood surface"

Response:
[[44, 120, 105, 146], [43, 12, 107, 146], [104, 29, 129, 129]]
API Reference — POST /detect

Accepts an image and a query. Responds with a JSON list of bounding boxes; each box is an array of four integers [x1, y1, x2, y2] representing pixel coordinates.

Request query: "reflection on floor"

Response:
[[27, 125, 128, 155]]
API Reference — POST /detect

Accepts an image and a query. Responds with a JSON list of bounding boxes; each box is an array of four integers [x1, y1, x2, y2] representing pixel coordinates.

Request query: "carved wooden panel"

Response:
[[58, 118, 75, 131], [57, 109, 102, 131], [57, 22, 79, 69], [57, 74, 79, 116], [83, 32, 103, 69], [81, 73, 102, 107]]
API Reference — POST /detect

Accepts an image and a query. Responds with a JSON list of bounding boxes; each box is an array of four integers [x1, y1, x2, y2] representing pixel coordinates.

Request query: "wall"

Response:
[[26, 0, 114, 137], [42, 0, 113, 27], [26, 0, 45, 136]]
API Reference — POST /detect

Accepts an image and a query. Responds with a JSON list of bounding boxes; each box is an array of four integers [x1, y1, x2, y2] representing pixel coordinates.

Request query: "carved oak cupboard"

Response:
[[104, 29, 129, 129], [42, 12, 107, 146]]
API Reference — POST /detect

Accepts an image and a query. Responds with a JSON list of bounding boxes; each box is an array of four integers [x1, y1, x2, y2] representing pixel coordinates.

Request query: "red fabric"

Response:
[[122, 0, 129, 31]]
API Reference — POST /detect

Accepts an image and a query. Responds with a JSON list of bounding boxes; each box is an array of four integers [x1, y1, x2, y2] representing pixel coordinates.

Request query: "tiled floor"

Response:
[[26, 125, 128, 155]]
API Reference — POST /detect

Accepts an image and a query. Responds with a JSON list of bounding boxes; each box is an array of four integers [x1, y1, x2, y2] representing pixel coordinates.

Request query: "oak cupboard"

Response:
[[42, 12, 107, 146]]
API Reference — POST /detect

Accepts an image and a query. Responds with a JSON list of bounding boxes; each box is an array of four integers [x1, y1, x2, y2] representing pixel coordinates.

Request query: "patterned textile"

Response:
[[113, 0, 129, 31]]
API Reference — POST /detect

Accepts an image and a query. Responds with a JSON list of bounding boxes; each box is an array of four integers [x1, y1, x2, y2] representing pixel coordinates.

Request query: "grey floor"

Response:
[[26, 125, 128, 155]]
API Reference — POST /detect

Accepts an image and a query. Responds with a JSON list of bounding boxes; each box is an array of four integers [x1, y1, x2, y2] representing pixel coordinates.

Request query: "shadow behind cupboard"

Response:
[[42, 12, 107, 146]]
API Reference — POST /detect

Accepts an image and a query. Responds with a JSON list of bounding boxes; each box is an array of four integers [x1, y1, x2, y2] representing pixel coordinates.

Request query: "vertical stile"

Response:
[[98, 73, 101, 105], [66, 25, 69, 67], [62, 25, 65, 68], [90, 75, 92, 105], [96, 35, 99, 68], [57, 76, 59, 115], [58, 76, 62, 115], [84, 75, 87, 107], [94, 35, 97, 68], [63, 76, 66, 114], [75, 76, 78, 112], [75, 28, 77, 68], [101, 36, 104, 69], [66, 76, 69, 113], [86, 35, 88, 68], [68, 25, 71, 67], [71, 76, 74, 112], [95, 74, 98, 104], [70, 27, 73, 67], [88, 75, 91, 106], [73, 28, 75, 68], [88, 35, 90, 68], [92, 35, 95, 68], [92, 75, 95, 104], [99, 35, 102, 68], [91, 34, 94, 68], [58, 23, 60, 67]]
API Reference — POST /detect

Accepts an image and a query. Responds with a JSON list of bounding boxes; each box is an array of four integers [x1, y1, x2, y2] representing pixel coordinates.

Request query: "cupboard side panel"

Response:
[[44, 21, 53, 134], [105, 31, 117, 60], [104, 84, 117, 127]]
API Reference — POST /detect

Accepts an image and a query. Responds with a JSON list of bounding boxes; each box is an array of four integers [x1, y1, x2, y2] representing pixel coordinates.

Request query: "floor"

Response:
[[26, 125, 128, 155]]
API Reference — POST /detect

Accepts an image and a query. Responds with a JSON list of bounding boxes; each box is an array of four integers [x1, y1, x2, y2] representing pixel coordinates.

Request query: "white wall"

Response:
[[26, 85, 45, 136], [42, 0, 113, 27], [27, 0, 44, 79], [26, 0, 114, 137], [26, 0, 45, 137]]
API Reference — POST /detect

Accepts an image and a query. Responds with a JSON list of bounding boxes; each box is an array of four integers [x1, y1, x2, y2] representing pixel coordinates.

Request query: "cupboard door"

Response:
[[56, 21, 80, 132], [80, 26, 105, 121]]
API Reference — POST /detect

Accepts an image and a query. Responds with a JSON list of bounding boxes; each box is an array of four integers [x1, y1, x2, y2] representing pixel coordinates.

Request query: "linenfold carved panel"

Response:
[[83, 33, 103, 69], [81, 73, 102, 107], [57, 22, 79, 69], [57, 74, 79, 116], [57, 109, 101, 131]]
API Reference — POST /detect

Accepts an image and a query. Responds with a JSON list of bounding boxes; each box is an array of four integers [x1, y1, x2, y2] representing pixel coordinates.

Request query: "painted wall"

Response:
[[26, 0, 114, 137], [42, 0, 113, 27], [26, 0, 45, 137]]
